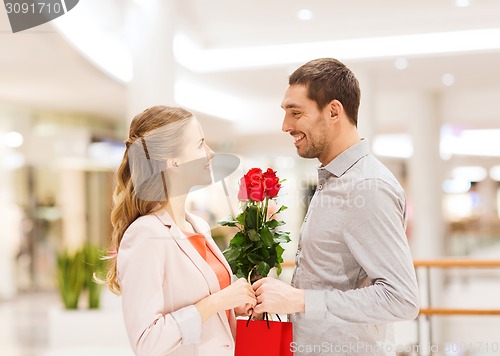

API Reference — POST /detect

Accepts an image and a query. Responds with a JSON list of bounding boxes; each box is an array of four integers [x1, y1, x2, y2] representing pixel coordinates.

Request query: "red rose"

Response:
[[238, 168, 265, 202], [263, 168, 281, 198]]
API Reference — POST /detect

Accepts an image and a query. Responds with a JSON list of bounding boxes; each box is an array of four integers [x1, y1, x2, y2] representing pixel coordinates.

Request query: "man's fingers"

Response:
[[251, 277, 268, 291]]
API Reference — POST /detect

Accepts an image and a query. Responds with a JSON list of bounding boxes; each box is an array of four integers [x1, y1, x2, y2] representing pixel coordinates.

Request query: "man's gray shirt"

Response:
[[290, 139, 419, 355]]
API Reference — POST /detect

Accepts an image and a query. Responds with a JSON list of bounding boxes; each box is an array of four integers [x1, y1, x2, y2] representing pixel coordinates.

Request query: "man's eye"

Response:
[[292, 112, 301, 117]]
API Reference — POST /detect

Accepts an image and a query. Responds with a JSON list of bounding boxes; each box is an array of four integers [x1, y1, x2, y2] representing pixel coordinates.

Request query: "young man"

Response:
[[252, 58, 419, 355]]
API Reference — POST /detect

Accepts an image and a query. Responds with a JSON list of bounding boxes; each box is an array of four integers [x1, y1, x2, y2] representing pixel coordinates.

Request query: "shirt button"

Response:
[[318, 184, 323, 190], [223, 344, 230, 348]]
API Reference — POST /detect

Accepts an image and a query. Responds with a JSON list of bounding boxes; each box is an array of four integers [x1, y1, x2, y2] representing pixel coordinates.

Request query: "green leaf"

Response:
[[257, 261, 271, 277], [275, 245, 285, 260], [270, 205, 288, 219], [242, 241, 254, 251], [275, 263, 283, 276], [265, 219, 285, 229], [229, 231, 245, 246], [248, 229, 260, 242], [247, 253, 264, 264], [235, 269, 245, 279], [245, 205, 258, 230], [273, 231, 291, 244], [223, 246, 242, 263], [236, 213, 245, 225], [218, 215, 238, 227], [260, 226, 273, 248], [260, 246, 270, 259], [249, 241, 263, 251]]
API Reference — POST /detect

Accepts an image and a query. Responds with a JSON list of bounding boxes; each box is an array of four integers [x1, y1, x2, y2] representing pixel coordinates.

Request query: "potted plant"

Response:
[[56, 247, 86, 309]]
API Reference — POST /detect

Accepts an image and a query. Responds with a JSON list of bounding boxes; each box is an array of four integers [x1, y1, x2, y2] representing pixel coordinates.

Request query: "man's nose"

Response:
[[282, 115, 292, 133]]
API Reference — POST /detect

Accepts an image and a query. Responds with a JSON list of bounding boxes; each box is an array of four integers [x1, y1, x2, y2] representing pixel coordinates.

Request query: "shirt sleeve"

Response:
[[304, 179, 420, 323], [117, 220, 202, 356]]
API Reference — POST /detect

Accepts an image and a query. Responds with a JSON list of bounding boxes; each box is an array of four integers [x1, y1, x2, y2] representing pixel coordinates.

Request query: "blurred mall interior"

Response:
[[1, 0, 500, 355]]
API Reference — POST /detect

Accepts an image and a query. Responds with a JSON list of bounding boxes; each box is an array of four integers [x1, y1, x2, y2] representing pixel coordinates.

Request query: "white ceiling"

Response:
[[0, 8, 126, 120], [177, 0, 500, 47], [1, 0, 500, 136]]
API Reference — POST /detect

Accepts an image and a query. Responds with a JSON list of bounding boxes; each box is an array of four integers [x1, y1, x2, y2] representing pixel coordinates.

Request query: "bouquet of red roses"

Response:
[[220, 168, 290, 282]]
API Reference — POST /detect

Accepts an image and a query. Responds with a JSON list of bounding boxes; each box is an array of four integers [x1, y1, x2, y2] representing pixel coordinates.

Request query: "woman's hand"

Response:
[[195, 278, 256, 322], [217, 278, 256, 311], [234, 303, 254, 317]]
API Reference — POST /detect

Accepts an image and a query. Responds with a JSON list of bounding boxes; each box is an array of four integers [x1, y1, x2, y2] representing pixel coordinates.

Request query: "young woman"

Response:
[[105, 106, 256, 356]]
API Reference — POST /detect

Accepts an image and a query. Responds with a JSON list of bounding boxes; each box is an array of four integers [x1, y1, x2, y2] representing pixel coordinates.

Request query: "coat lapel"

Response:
[[153, 209, 221, 295]]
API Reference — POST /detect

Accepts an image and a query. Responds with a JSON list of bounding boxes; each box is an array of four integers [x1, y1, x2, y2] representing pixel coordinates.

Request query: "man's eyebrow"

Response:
[[281, 103, 302, 109]]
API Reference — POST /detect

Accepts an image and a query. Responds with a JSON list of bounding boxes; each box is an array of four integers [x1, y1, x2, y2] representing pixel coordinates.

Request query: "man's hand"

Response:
[[252, 277, 305, 315]]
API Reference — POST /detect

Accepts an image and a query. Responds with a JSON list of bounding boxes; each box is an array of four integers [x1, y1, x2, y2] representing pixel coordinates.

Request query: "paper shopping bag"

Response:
[[235, 316, 293, 356]]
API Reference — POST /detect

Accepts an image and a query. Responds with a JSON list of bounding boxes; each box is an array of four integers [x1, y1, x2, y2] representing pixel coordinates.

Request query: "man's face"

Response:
[[281, 84, 330, 161]]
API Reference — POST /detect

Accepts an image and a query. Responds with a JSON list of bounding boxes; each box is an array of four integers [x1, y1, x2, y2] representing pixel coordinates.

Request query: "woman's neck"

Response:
[[165, 195, 194, 233]]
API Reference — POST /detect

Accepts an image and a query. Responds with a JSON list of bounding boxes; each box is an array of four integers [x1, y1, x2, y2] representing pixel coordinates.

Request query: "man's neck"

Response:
[[318, 130, 361, 166]]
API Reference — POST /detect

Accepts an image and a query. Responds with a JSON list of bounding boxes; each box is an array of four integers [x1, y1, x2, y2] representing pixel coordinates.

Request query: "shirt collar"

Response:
[[320, 139, 369, 178]]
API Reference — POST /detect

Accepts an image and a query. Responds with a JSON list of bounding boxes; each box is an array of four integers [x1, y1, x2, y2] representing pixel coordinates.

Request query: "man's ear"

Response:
[[328, 99, 343, 120]]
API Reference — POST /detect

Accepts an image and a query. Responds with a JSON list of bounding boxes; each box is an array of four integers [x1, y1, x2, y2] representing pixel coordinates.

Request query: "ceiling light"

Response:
[[455, 0, 471, 7], [1, 131, 24, 148], [441, 128, 500, 157], [372, 134, 413, 158], [490, 166, 500, 181], [174, 28, 500, 73], [297, 9, 313, 21], [394, 57, 408, 70], [451, 166, 487, 182], [443, 178, 471, 193], [442, 73, 455, 86]]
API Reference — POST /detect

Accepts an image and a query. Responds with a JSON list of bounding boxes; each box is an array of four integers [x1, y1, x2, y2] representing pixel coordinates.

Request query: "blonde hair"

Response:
[[106, 105, 193, 294]]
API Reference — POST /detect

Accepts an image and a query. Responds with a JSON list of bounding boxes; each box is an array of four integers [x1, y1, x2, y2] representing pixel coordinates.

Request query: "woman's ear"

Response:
[[166, 159, 179, 169]]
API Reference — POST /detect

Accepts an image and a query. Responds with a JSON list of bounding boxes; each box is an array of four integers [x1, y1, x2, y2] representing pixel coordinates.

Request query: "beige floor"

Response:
[[0, 291, 133, 356], [2, 277, 500, 356]]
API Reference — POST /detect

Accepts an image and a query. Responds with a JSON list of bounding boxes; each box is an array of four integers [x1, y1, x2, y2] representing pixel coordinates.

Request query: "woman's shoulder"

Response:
[[122, 214, 169, 243]]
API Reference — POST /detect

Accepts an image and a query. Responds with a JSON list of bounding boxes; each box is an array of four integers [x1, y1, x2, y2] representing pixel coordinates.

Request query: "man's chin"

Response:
[[297, 148, 317, 160]]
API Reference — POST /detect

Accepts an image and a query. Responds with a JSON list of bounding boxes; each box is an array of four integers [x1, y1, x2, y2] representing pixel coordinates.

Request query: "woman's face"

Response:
[[173, 117, 214, 188]]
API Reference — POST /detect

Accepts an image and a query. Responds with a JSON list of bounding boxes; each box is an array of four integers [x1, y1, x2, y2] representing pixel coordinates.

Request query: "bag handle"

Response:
[[245, 312, 282, 329]]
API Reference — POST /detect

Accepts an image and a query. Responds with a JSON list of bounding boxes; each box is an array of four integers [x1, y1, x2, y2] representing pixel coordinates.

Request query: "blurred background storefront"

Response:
[[1, 0, 500, 355]]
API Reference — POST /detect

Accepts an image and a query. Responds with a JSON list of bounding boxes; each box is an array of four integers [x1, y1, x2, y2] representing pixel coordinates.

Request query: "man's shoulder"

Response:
[[350, 154, 404, 193]]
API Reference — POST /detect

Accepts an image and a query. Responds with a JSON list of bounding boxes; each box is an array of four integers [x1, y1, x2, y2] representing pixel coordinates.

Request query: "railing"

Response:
[[416, 259, 500, 316], [414, 259, 500, 354], [281, 259, 500, 354]]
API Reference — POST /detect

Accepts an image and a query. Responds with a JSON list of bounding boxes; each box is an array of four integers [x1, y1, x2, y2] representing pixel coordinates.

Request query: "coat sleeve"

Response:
[[117, 218, 202, 356]]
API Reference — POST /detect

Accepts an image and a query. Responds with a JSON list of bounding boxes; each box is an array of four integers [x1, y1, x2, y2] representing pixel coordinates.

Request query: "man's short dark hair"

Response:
[[289, 58, 361, 127]]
